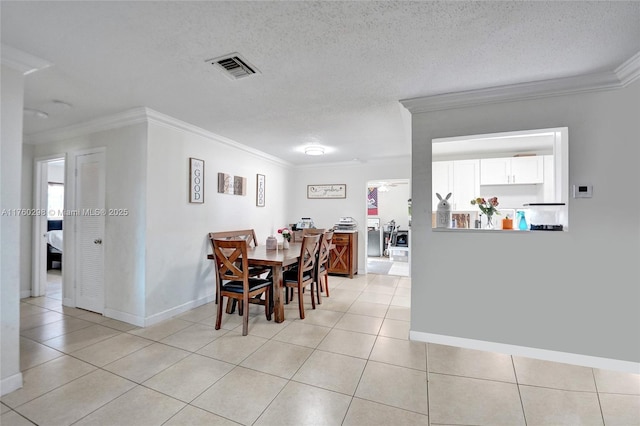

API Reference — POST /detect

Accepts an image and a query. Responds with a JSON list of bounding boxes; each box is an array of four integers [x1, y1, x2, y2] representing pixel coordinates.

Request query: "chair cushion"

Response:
[[283, 269, 313, 283], [221, 278, 272, 293]]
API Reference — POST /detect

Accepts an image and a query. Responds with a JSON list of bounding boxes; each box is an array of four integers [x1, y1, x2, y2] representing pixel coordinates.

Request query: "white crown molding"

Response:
[[400, 71, 622, 114], [145, 109, 292, 167], [615, 51, 640, 86], [24, 107, 149, 144], [400, 51, 640, 113], [1, 44, 51, 75], [23, 106, 292, 167]]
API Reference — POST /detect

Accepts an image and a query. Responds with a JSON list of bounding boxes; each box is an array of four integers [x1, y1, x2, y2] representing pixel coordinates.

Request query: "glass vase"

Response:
[[283, 239, 290, 249], [486, 214, 494, 229]]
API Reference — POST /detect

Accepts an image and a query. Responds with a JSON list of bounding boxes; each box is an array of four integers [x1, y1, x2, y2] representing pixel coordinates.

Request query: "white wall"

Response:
[[374, 184, 411, 230], [409, 80, 640, 366], [30, 123, 149, 323], [144, 120, 290, 321], [290, 157, 411, 274], [1, 64, 25, 395]]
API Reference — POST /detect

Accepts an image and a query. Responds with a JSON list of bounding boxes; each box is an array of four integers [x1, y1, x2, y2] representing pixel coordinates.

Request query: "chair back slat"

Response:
[[299, 234, 321, 278], [212, 239, 249, 282], [317, 230, 334, 268]]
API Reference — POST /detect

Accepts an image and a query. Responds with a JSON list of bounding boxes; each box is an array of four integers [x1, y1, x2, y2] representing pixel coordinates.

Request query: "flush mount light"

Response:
[[304, 145, 325, 156], [23, 108, 48, 119], [51, 100, 73, 110]]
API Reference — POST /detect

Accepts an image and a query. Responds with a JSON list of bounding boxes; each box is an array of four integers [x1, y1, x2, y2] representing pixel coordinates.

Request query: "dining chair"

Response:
[[211, 238, 272, 336], [315, 230, 334, 304], [283, 234, 321, 319], [208, 230, 269, 277]]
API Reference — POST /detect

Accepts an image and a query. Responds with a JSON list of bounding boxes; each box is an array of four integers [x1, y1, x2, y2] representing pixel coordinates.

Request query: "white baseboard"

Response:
[[63, 297, 74, 307], [410, 330, 640, 374], [1, 372, 23, 397], [143, 294, 215, 327], [20, 290, 32, 299], [103, 308, 145, 328]]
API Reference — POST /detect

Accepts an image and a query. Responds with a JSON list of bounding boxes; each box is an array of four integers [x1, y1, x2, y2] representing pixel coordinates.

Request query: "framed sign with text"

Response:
[[189, 158, 204, 203], [307, 184, 347, 199], [256, 174, 266, 207]]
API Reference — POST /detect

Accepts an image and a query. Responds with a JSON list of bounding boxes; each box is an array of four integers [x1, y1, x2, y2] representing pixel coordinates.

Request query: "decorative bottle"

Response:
[[517, 211, 528, 231]]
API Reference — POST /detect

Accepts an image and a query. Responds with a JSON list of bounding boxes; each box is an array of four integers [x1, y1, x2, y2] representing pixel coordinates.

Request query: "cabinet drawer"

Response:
[[332, 234, 351, 244]]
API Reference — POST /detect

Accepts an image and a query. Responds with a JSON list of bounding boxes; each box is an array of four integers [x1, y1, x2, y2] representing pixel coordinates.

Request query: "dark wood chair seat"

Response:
[[211, 238, 272, 335]]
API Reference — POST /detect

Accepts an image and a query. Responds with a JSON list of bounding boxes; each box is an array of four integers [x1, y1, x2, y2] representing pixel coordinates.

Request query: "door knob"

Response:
[[94, 239, 102, 244]]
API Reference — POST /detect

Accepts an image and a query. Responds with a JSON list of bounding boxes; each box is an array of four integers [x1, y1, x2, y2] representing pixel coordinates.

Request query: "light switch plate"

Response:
[[573, 184, 593, 198]]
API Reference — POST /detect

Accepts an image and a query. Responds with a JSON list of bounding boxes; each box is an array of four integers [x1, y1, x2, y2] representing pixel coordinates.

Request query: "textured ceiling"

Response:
[[2, 1, 639, 165]]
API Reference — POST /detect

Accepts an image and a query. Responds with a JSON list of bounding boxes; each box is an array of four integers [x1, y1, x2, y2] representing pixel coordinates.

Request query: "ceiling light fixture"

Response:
[[304, 145, 325, 156], [23, 108, 48, 119], [51, 100, 73, 110]]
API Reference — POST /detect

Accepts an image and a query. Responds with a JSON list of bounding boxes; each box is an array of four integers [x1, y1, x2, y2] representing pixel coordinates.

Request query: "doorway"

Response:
[[365, 179, 411, 277], [32, 157, 65, 300]]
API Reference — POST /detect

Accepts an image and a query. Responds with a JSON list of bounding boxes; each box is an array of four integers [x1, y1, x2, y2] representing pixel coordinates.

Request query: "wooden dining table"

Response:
[[208, 242, 301, 323]]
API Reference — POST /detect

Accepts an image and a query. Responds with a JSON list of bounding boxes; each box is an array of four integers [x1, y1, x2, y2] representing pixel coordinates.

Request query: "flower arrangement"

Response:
[[471, 197, 500, 228], [278, 228, 291, 241], [470, 197, 500, 216]]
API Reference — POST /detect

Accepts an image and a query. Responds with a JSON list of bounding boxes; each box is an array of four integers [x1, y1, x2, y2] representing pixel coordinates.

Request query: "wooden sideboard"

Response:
[[329, 231, 358, 278]]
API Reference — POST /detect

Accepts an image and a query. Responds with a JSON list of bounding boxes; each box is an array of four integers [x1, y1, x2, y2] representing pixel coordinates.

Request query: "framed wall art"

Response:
[[307, 184, 347, 199], [217, 172, 247, 195], [189, 158, 204, 203], [256, 174, 266, 207]]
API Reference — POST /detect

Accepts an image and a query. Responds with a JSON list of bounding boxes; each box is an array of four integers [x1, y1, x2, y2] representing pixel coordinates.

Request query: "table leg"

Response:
[[271, 266, 285, 322]]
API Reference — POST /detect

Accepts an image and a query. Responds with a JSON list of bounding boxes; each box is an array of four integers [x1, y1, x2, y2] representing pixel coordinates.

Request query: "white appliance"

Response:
[[335, 216, 358, 231], [296, 217, 315, 229]]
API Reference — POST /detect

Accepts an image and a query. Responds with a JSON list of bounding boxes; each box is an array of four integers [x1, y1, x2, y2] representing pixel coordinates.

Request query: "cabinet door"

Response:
[[452, 160, 479, 211], [511, 156, 543, 184], [480, 158, 510, 185], [432, 161, 453, 210], [329, 233, 350, 274]]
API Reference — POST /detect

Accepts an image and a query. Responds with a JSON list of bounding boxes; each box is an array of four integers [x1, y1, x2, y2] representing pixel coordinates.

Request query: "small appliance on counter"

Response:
[[334, 216, 358, 231], [522, 203, 566, 231], [294, 217, 315, 230]]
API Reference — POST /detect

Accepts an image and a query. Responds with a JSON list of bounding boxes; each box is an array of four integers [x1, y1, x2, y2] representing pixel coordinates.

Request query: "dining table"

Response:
[[208, 242, 301, 323]]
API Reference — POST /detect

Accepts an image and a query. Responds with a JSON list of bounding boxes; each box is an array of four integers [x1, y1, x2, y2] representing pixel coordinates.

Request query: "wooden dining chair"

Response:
[[283, 234, 321, 319], [315, 230, 334, 304], [208, 230, 269, 277], [211, 238, 272, 336]]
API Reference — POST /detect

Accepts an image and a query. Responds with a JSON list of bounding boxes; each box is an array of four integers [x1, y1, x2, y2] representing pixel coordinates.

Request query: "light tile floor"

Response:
[[3, 273, 639, 425]]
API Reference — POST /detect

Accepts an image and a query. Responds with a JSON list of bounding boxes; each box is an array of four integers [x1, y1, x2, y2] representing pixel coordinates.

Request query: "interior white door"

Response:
[[75, 151, 106, 313]]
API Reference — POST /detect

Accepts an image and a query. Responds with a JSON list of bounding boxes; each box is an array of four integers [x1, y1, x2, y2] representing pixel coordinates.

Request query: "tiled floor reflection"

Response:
[[3, 273, 639, 425]]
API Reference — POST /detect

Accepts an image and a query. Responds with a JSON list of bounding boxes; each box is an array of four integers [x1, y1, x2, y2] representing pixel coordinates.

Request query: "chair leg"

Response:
[[242, 295, 249, 336], [215, 295, 223, 330], [297, 284, 305, 319], [310, 282, 316, 310], [324, 275, 330, 297], [226, 299, 236, 314], [265, 287, 272, 321]]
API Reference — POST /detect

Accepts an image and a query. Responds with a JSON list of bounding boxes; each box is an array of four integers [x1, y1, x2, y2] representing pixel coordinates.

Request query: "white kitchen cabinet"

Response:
[[452, 160, 480, 211], [432, 160, 479, 211], [480, 156, 544, 185], [432, 161, 453, 210]]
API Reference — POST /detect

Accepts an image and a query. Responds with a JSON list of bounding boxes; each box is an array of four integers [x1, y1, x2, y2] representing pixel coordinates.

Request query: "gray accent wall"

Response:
[[407, 80, 640, 364]]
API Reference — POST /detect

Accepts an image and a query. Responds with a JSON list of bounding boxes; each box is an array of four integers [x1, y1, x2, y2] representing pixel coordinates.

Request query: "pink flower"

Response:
[[278, 228, 291, 241]]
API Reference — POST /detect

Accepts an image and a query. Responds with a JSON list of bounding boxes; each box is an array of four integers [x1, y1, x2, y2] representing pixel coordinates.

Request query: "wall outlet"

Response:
[[572, 184, 593, 198]]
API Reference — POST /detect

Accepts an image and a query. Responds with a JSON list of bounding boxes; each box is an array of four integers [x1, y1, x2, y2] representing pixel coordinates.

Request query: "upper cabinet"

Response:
[[433, 159, 479, 211], [480, 156, 544, 185]]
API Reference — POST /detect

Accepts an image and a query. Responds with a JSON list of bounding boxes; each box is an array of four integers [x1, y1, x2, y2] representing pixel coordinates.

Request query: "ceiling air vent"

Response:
[[206, 53, 260, 80]]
